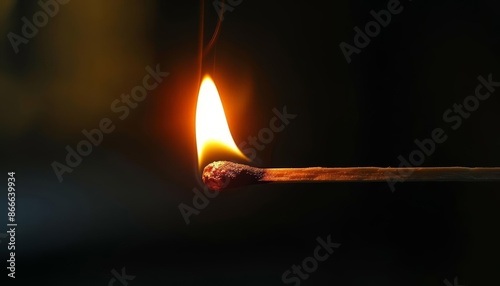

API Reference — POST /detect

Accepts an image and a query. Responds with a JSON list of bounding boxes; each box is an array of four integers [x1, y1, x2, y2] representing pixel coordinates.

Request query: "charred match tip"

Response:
[[202, 161, 265, 191]]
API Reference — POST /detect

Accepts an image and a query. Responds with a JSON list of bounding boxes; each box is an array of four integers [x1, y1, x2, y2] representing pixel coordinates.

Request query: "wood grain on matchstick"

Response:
[[202, 161, 500, 191]]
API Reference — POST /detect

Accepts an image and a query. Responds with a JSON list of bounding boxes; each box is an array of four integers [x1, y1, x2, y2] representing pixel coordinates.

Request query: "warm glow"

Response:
[[196, 75, 247, 168]]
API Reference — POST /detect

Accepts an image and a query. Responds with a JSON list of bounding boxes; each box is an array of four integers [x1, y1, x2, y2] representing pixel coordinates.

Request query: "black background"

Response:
[[1, 0, 500, 285]]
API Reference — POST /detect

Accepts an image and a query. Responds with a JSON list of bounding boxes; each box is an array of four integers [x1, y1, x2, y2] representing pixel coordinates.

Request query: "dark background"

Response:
[[1, 0, 500, 285]]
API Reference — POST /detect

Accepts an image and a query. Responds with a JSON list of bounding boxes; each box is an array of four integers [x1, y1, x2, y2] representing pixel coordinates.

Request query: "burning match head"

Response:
[[202, 161, 265, 191]]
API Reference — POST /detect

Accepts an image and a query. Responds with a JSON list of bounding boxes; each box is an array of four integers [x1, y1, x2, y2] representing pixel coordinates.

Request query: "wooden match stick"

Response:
[[201, 161, 500, 191]]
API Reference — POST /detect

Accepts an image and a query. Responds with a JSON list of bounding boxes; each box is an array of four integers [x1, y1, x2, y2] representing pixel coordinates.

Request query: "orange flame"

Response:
[[196, 75, 248, 169]]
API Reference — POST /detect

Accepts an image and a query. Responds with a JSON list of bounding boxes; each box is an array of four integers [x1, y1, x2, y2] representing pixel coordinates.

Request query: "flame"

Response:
[[196, 75, 248, 169]]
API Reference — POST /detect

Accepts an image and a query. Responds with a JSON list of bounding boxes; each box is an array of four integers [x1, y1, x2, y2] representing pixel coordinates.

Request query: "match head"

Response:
[[202, 161, 265, 191]]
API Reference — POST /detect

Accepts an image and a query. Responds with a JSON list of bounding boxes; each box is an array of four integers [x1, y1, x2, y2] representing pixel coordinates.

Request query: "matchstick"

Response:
[[202, 161, 500, 191]]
